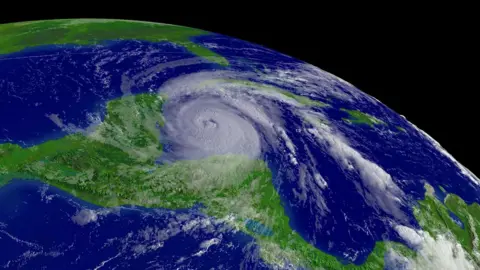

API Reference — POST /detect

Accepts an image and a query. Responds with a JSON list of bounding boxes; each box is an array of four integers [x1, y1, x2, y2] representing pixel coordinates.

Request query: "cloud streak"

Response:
[[304, 112, 406, 221]]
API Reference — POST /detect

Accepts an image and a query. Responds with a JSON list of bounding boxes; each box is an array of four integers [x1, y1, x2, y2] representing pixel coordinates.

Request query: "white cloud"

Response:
[[192, 237, 222, 257], [415, 233, 475, 270], [200, 237, 221, 249], [71, 209, 98, 226], [394, 225, 423, 248], [393, 227, 477, 270], [275, 126, 298, 166], [314, 173, 328, 189], [305, 113, 406, 221]]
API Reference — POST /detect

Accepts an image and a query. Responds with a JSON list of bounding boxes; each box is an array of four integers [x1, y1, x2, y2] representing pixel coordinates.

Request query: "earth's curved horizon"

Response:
[[0, 18, 479, 269]]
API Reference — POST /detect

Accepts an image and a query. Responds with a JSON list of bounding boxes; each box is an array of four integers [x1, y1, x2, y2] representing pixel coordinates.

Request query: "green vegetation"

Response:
[[89, 93, 167, 162], [0, 92, 415, 269], [341, 109, 385, 127], [0, 19, 228, 65], [414, 183, 480, 265]]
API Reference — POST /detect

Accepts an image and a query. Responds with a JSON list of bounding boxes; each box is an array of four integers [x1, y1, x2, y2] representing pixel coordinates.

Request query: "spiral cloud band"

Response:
[[161, 96, 261, 161]]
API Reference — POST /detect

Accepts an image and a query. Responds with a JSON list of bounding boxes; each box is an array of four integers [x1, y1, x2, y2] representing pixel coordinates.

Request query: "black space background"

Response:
[[1, 9, 478, 176]]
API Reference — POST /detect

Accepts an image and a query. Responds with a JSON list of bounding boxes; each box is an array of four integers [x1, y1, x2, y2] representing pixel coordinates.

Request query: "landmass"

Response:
[[206, 79, 328, 108], [0, 92, 409, 269], [0, 19, 228, 66], [341, 108, 385, 127], [414, 183, 480, 266]]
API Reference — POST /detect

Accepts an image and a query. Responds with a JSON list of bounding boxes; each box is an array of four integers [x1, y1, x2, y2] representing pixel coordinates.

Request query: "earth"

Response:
[[0, 19, 479, 270]]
